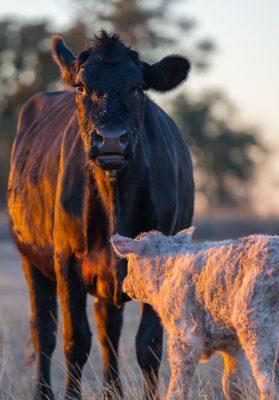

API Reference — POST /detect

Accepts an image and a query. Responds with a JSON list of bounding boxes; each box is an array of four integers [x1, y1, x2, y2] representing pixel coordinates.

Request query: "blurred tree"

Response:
[[172, 92, 265, 207], [69, 0, 215, 67], [0, 18, 87, 206], [0, 19, 51, 207]]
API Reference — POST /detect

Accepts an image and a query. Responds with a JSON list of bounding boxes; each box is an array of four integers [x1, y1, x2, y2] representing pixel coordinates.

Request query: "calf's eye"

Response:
[[136, 86, 143, 95]]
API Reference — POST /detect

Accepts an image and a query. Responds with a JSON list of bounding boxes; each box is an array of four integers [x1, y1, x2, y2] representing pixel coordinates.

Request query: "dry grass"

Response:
[[0, 304, 229, 400], [0, 305, 258, 399]]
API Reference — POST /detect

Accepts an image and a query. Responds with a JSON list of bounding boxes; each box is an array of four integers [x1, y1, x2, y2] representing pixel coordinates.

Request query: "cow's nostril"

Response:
[[94, 132, 104, 146], [119, 132, 129, 146]]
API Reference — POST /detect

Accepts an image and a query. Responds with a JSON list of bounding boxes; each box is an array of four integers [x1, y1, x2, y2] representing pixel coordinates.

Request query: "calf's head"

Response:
[[52, 30, 190, 171], [111, 227, 195, 301]]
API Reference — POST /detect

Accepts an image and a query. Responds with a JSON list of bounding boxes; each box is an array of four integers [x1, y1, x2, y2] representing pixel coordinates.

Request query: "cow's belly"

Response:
[[14, 239, 55, 280], [8, 188, 56, 279], [80, 246, 119, 301]]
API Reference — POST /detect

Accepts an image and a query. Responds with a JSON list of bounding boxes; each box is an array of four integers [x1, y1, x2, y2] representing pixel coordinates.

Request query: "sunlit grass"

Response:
[[0, 307, 261, 400]]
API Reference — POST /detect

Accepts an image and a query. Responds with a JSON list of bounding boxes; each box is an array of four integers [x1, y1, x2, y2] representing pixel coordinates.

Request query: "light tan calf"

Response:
[[111, 228, 279, 400]]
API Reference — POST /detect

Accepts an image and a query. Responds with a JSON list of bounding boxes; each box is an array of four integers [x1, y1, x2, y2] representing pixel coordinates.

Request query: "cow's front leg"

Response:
[[94, 299, 124, 398], [55, 254, 91, 400], [136, 303, 163, 400], [23, 257, 57, 400], [166, 338, 201, 400]]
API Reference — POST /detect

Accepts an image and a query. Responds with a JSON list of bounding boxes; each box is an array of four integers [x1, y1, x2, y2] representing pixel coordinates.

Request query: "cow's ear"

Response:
[[51, 35, 77, 86], [111, 235, 146, 258], [142, 55, 190, 92]]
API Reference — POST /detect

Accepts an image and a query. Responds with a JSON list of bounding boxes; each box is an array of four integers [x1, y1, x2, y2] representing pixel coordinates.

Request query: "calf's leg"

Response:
[[55, 255, 91, 400], [166, 338, 200, 400], [237, 323, 279, 400], [93, 299, 124, 398], [136, 303, 163, 400], [23, 257, 57, 400], [221, 349, 253, 400], [243, 349, 279, 399]]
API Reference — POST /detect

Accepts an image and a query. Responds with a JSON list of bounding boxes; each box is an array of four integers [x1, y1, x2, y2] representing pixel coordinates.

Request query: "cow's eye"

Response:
[[76, 85, 85, 94]]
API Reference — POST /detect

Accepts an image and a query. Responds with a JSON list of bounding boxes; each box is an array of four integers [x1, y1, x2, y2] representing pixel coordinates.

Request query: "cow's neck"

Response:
[[91, 135, 147, 237], [92, 165, 119, 235]]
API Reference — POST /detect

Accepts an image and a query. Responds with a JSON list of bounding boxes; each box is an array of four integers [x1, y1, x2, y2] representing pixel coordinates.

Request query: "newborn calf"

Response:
[[111, 228, 279, 400]]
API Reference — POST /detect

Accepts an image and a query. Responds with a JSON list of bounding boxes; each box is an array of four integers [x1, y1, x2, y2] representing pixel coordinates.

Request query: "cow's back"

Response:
[[8, 90, 77, 274]]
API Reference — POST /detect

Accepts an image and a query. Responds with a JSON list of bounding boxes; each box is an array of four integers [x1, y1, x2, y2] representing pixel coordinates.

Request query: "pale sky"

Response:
[[185, 0, 279, 145], [0, 0, 278, 214]]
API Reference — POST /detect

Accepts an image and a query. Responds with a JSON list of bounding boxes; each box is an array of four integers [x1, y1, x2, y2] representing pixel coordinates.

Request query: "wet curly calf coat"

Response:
[[111, 229, 279, 400], [7, 31, 194, 399]]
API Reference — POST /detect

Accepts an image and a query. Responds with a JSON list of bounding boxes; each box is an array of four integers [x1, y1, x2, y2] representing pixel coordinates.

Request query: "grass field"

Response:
[[2, 215, 278, 399]]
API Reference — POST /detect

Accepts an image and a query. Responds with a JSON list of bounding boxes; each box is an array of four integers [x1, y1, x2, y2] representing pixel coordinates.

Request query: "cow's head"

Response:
[[52, 30, 190, 171]]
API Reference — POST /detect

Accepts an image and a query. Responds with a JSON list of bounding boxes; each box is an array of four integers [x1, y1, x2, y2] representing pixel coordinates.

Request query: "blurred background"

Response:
[[0, 0, 278, 234], [0, 2, 278, 398]]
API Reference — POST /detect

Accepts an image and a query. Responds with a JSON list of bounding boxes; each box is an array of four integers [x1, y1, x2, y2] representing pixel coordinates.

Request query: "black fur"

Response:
[[52, 30, 190, 92], [60, 132, 87, 217], [142, 55, 191, 92]]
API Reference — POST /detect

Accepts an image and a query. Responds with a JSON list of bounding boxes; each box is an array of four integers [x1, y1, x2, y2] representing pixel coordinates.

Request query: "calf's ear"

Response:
[[51, 35, 77, 86], [111, 235, 146, 258], [142, 55, 190, 92], [175, 226, 195, 241]]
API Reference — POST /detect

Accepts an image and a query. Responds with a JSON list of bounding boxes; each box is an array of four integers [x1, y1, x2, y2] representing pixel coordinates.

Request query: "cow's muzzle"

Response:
[[95, 153, 127, 171], [88, 127, 130, 170]]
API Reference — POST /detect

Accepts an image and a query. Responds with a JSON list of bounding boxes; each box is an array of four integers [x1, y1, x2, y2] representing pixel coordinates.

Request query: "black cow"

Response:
[[7, 31, 194, 400]]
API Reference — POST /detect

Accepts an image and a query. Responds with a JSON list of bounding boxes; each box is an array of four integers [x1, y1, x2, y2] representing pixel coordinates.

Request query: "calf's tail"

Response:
[[24, 336, 35, 364]]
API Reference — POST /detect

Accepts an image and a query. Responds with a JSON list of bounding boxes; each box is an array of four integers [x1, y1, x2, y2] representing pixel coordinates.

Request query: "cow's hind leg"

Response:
[[94, 299, 124, 398], [23, 257, 57, 400], [136, 303, 163, 400]]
